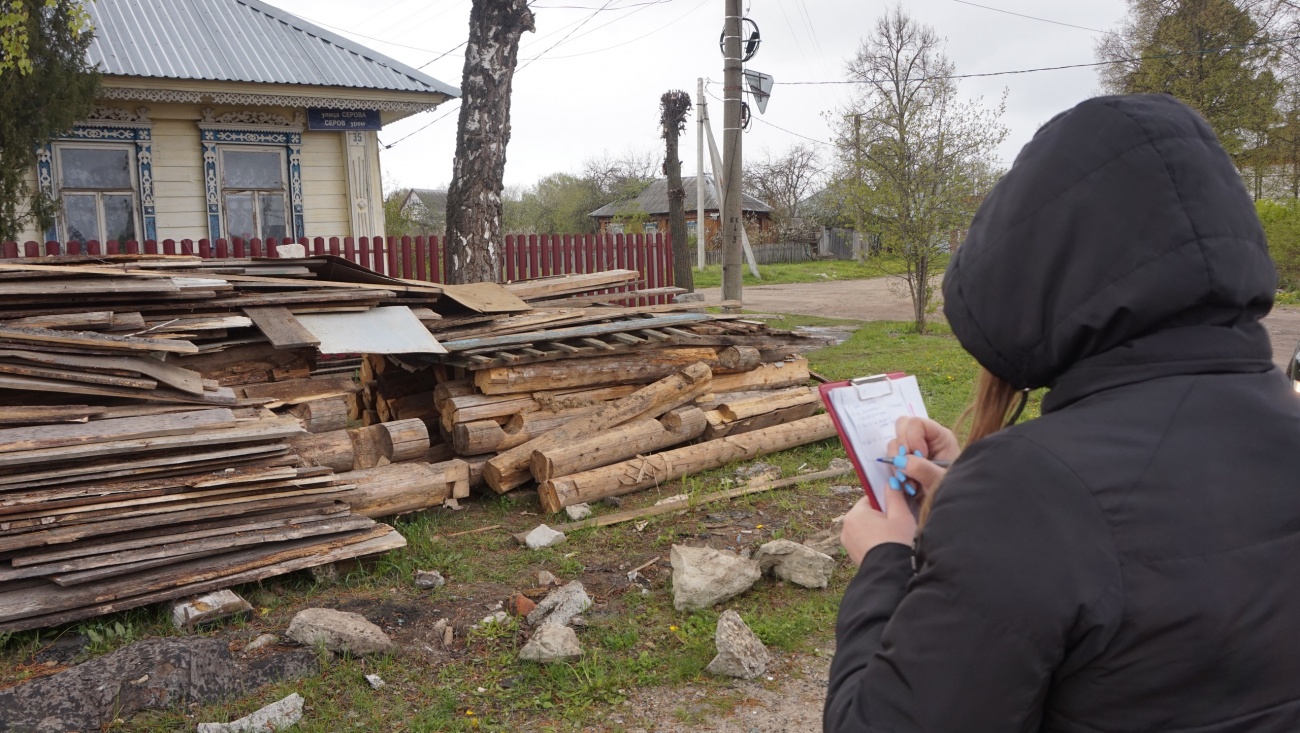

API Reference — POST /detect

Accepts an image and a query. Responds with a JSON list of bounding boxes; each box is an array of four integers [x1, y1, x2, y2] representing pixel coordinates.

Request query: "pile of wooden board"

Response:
[[0, 255, 472, 633]]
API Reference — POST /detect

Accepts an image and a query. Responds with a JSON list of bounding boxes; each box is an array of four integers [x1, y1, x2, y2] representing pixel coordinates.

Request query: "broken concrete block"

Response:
[[414, 569, 446, 589], [286, 608, 393, 656], [526, 581, 592, 627], [564, 503, 592, 521], [755, 539, 836, 589], [196, 692, 304, 732], [706, 610, 770, 679], [171, 590, 252, 631], [523, 524, 566, 550], [519, 624, 582, 663], [670, 545, 761, 612]]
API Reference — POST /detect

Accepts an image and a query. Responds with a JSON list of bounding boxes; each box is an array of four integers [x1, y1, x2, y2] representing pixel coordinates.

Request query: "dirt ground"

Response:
[[700, 279, 1300, 369]]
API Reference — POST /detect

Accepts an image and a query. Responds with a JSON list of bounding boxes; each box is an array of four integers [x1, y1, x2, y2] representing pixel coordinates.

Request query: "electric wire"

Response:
[[951, 0, 1108, 34]]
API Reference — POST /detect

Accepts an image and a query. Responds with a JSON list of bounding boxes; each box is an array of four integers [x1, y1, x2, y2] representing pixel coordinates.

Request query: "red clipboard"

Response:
[[819, 372, 909, 511]]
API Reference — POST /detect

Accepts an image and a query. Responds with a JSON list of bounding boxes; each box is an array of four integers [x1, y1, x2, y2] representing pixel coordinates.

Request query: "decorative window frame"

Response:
[[199, 109, 306, 241], [35, 106, 155, 242]]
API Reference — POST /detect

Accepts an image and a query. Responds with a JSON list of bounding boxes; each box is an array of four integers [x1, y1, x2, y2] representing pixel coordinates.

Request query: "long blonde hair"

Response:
[[918, 368, 1021, 524]]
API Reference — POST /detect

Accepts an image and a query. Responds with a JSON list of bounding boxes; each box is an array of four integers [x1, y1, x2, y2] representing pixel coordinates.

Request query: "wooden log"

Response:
[[530, 406, 707, 483], [473, 347, 719, 395], [389, 392, 434, 420], [378, 418, 430, 463], [286, 429, 355, 472], [443, 384, 639, 431], [340, 460, 469, 518], [708, 359, 810, 393], [715, 346, 762, 373], [452, 404, 603, 455], [538, 413, 836, 512], [433, 379, 475, 411], [348, 424, 386, 470], [462, 453, 492, 490], [287, 396, 349, 433], [716, 386, 819, 421], [703, 400, 823, 440], [483, 363, 714, 493]]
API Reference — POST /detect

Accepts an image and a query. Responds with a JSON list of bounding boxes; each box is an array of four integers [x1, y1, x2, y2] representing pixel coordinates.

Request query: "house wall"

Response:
[[18, 99, 387, 244]]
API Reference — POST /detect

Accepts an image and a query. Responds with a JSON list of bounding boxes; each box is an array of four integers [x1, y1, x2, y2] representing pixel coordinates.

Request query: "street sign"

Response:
[[744, 70, 774, 114], [307, 108, 382, 131]]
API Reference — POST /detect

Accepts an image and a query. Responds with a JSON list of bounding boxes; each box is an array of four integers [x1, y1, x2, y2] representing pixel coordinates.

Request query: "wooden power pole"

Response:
[[696, 78, 706, 270], [720, 0, 743, 305]]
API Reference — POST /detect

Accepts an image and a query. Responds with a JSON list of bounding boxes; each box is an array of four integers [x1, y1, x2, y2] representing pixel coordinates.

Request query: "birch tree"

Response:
[[837, 6, 1006, 333], [445, 0, 535, 284], [660, 90, 693, 291]]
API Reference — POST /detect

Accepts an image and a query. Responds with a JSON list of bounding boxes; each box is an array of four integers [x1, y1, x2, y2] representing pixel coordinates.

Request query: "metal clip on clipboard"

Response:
[[850, 374, 895, 400]]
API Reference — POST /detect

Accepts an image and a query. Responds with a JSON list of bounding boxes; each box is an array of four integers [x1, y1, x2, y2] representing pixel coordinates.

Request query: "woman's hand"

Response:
[[885, 416, 960, 499], [841, 486, 916, 565]]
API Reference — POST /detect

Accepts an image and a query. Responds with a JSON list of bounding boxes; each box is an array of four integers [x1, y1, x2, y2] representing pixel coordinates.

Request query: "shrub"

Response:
[[1257, 199, 1300, 290]]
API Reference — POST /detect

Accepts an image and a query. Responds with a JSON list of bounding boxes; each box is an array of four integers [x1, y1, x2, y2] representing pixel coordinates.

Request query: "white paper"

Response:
[[827, 375, 928, 512]]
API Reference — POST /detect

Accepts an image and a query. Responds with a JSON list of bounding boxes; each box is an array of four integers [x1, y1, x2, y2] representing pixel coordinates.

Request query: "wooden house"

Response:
[[21, 0, 457, 245], [588, 175, 773, 242]]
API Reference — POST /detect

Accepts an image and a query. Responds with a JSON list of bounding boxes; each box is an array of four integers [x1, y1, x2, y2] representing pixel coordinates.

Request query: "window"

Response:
[[55, 145, 139, 243], [644, 221, 658, 234], [221, 148, 288, 240]]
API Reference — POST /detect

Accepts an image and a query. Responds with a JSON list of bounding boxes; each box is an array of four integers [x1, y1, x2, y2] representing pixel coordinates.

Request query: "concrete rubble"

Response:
[[756, 539, 836, 589], [705, 610, 770, 679], [197, 692, 304, 733], [286, 608, 394, 656], [670, 545, 761, 611]]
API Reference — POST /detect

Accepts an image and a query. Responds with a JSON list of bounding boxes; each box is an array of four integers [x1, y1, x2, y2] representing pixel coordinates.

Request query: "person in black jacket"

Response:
[[824, 93, 1300, 732]]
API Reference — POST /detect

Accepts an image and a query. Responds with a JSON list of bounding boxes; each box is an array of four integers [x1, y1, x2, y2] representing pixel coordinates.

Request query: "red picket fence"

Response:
[[0, 233, 676, 304]]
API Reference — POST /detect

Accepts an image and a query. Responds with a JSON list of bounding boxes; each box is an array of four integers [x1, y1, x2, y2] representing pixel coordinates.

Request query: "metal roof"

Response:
[[589, 175, 773, 219], [85, 0, 459, 97]]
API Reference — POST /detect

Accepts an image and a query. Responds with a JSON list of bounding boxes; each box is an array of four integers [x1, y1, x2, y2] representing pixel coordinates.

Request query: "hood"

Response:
[[943, 94, 1277, 390]]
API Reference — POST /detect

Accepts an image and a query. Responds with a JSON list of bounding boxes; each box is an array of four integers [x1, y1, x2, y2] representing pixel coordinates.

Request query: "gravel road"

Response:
[[699, 279, 1300, 369]]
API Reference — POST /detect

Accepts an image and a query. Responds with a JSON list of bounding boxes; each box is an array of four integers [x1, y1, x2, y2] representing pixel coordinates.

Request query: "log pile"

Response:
[[359, 293, 837, 513]]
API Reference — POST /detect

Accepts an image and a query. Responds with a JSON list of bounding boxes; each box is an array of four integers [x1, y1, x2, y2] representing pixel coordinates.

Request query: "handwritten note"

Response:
[[826, 376, 927, 512]]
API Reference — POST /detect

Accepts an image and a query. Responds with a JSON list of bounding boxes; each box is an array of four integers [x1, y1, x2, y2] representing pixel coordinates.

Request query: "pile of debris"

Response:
[[0, 257, 836, 633]]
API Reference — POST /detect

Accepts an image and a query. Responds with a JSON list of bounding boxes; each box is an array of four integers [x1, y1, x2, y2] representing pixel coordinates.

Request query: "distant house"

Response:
[[21, 0, 458, 244], [399, 188, 448, 233], [588, 175, 772, 241]]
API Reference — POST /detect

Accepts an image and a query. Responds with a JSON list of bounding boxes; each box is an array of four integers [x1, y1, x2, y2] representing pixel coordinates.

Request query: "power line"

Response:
[[951, 0, 1108, 34], [703, 82, 834, 147], [517, 0, 617, 71], [524, 0, 708, 61], [779, 35, 1300, 86], [383, 100, 461, 150]]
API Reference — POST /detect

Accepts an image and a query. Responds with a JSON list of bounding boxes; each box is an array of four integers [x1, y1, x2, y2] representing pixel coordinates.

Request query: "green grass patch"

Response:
[[690, 256, 922, 289]]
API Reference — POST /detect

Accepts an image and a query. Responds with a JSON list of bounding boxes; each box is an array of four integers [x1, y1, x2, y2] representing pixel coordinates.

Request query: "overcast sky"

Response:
[[268, 0, 1130, 192]]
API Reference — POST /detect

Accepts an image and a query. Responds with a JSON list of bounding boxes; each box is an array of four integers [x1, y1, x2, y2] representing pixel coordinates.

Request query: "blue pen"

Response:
[[875, 456, 952, 469]]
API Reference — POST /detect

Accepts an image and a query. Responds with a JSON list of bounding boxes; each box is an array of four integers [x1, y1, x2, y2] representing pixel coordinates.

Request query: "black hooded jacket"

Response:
[[824, 94, 1300, 732]]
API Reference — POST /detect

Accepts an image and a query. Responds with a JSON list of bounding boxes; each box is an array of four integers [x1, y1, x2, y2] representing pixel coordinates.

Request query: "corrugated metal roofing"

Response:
[[589, 175, 773, 219], [85, 0, 459, 97]]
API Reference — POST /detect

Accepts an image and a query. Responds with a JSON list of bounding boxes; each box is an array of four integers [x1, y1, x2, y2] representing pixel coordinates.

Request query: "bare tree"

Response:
[[838, 6, 1007, 333], [444, 0, 535, 284], [660, 90, 693, 291], [744, 143, 825, 239], [582, 147, 659, 201]]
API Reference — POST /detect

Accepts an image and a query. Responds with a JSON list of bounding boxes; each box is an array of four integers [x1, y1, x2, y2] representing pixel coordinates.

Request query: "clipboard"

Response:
[[819, 373, 929, 512]]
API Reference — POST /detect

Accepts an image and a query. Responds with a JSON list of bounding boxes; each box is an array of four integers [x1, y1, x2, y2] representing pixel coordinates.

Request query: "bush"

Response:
[[1257, 199, 1300, 290]]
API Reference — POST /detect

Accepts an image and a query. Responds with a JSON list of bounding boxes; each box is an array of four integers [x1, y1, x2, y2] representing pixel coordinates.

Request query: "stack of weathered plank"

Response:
[[0, 256, 464, 632]]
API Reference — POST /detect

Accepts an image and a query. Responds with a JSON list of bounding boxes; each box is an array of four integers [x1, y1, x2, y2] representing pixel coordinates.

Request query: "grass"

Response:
[[690, 256, 923, 289], [1277, 290, 1300, 306], [0, 316, 1017, 732]]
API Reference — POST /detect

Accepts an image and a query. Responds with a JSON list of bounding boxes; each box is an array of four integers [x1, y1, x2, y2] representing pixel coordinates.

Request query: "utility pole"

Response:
[[696, 78, 706, 270], [721, 0, 743, 305]]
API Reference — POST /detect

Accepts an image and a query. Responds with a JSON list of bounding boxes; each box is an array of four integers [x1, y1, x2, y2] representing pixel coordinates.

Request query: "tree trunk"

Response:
[[666, 121, 693, 291], [444, 0, 535, 284]]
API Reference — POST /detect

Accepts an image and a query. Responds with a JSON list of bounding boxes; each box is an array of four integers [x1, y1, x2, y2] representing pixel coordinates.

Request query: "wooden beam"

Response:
[[243, 306, 320, 349]]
